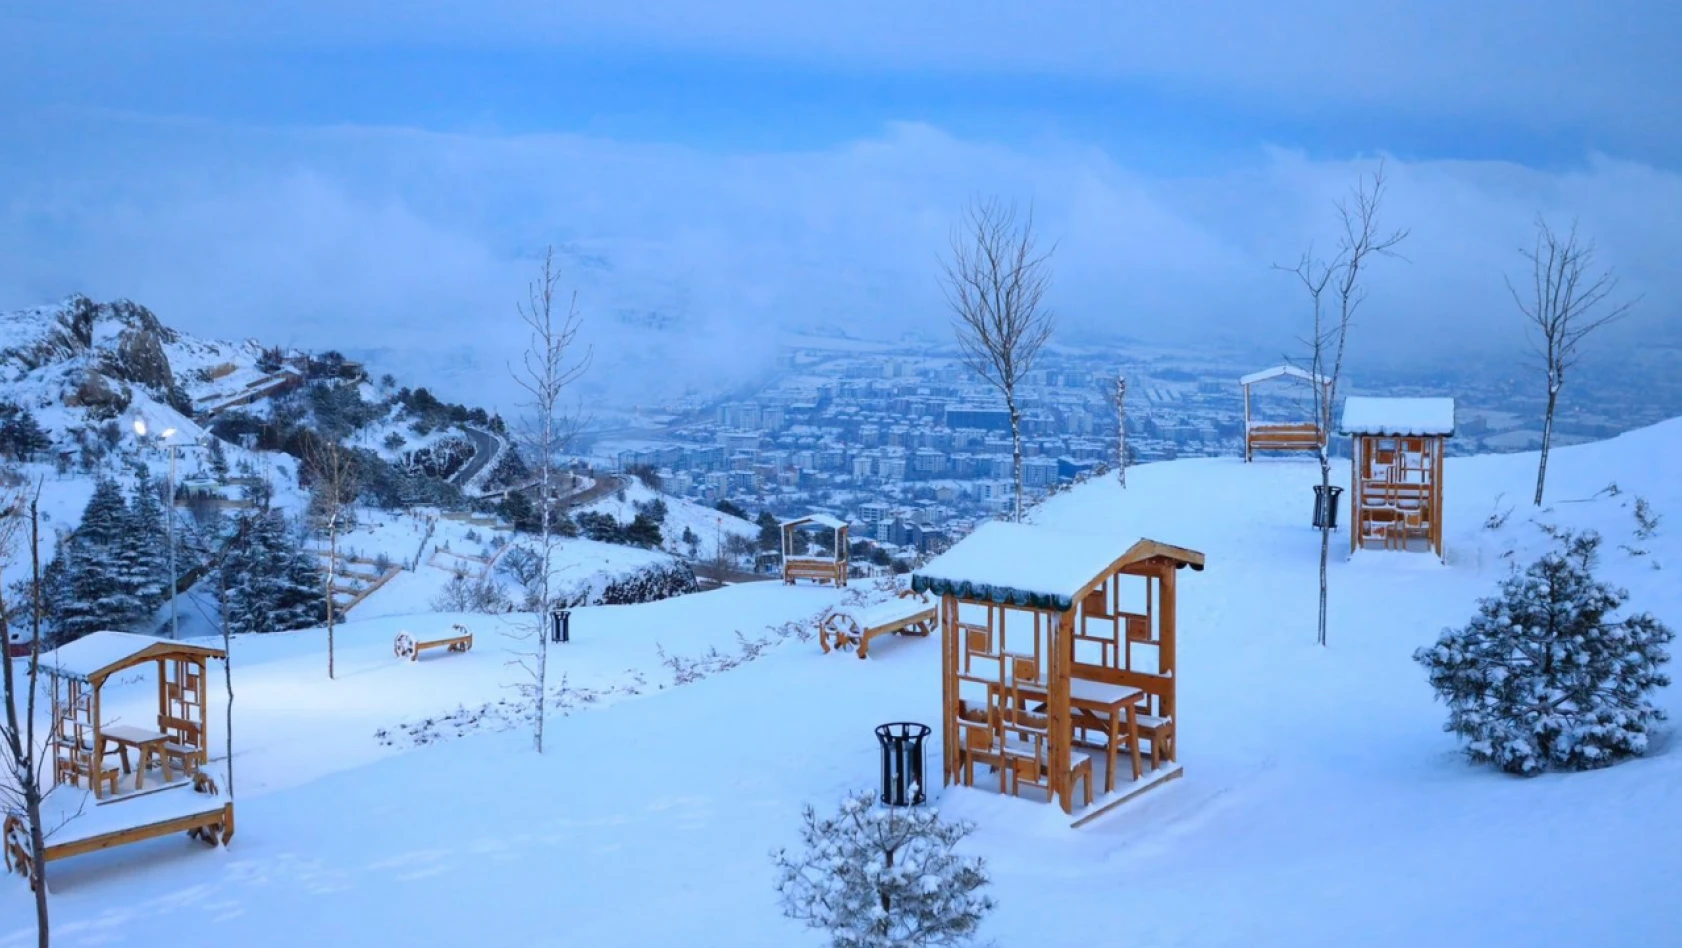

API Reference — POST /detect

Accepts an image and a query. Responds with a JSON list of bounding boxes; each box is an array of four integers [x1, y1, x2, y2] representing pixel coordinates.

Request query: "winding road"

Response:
[[451, 426, 504, 495]]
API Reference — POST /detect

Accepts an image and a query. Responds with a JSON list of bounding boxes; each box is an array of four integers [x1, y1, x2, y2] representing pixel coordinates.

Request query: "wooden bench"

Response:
[[157, 715, 206, 776], [394, 623, 474, 661], [1246, 423, 1324, 460], [819, 592, 935, 659]]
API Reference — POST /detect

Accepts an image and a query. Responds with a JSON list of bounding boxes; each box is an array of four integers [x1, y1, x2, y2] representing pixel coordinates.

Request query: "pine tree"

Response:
[[222, 510, 325, 636], [772, 790, 996, 948], [207, 438, 229, 480], [1415, 530, 1674, 775], [126, 466, 172, 616], [52, 479, 149, 642], [757, 511, 781, 553]]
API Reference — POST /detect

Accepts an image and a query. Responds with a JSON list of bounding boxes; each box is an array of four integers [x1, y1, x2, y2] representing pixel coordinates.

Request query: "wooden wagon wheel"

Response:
[[829, 614, 861, 654], [393, 632, 417, 660]]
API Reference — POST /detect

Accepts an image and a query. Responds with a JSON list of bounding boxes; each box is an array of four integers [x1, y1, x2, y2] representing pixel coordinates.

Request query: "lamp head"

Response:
[[133, 418, 147, 436]]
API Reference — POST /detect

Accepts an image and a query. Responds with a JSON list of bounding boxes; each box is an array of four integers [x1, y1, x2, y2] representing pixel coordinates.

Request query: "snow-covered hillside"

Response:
[[573, 476, 758, 562], [4, 419, 1678, 947], [1, 297, 721, 637]]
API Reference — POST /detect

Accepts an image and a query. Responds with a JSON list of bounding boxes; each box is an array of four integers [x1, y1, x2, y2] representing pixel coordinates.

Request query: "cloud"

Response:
[[10, 1, 1679, 154], [1, 114, 1677, 412]]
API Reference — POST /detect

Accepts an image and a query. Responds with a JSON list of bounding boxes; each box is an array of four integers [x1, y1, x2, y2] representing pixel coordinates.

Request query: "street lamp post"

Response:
[[133, 418, 181, 640]]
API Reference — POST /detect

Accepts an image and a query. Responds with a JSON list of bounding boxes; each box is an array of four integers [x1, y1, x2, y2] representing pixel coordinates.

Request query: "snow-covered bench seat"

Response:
[[820, 593, 936, 659], [394, 623, 474, 661]]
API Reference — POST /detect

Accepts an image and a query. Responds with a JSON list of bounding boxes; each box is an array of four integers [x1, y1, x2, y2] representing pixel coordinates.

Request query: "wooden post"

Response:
[[1350, 438, 1362, 555], [941, 594, 958, 788], [1050, 608, 1074, 814], [1242, 381, 1252, 462], [1161, 565, 1178, 761]]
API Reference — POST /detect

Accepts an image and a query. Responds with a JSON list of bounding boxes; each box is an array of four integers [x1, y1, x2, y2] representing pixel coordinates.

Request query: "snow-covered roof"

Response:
[[1339, 397, 1457, 437], [37, 630, 225, 683], [782, 513, 848, 530], [1240, 365, 1329, 387], [911, 522, 1204, 611]]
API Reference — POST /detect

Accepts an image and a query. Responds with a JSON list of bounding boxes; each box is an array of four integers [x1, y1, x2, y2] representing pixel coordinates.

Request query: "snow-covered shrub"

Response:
[[1634, 497, 1661, 540], [1414, 529, 1673, 775], [772, 790, 995, 948], [430, 571, 511, 613]]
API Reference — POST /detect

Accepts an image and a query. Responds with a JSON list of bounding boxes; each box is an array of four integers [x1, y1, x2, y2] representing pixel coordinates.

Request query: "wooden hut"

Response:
[[4, 632, 234, 884], [781, 514, 849, 586], [1340, 396, 1455, 557], [911, 522, 1204, 821], [1240, 365, 1331, 461]]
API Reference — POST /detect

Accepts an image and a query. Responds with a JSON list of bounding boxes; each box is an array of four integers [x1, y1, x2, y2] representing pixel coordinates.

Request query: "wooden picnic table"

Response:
[[100, 724, 173, 791], [1012, 678, 1144, 793]]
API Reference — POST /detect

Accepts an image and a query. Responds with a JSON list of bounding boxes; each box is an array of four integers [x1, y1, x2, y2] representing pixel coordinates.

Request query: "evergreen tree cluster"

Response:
[[41, 473, 173, 644], [221, 509, 326, 636], [1415, 530, 1674, 775], [0, 399, 51, 461], [575, 508, 664, 550]]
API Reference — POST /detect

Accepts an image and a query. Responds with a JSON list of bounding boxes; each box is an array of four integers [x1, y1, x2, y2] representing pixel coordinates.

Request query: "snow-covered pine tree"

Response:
[[52, 478, 149, 642], [207, 437, 229, 481], [771, 789, 995, 948], [125, 465, 172, 616], [222, 510, 325, 635], [1414, 529, 1673, 775]]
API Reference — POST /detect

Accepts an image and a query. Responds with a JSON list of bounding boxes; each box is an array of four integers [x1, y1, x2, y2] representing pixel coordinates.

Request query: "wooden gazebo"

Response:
[[1240, 365, 1331, 461], [912, 522, 1204, 821], [781, 514, 849, 587], [1340, 396, 1455, 557], [5, 631, 233, 885]]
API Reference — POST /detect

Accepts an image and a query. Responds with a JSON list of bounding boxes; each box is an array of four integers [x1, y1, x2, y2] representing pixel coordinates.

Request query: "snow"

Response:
[[35, 630, 218, 682], [911, 520, 1129, 608], [783, 513, 848, 530], [1340, 396, 1457, 436], [853, 596, 935, 630], [573, 477, 757, 562], [5, 417, 1681, 948], [1239, 365, 1328, 387]]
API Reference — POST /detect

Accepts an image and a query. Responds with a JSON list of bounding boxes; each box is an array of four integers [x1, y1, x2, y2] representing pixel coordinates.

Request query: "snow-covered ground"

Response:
[[5, 420, 1680, 947]]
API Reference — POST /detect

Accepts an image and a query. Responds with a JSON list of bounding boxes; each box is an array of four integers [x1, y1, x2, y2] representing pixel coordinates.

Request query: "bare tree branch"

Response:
[[1275, 161, 1407, 646], [1505, 217, 1639, 506], [940, 196, 1056, 522], [303, 436, 358, 680], [504, 246, 592, 754]]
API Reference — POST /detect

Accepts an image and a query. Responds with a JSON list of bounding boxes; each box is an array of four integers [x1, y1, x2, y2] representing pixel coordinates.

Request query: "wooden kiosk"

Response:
[[5, 631, 234, 886], [912, 522, 1204, 821], [1240, 365, 1331, 461], [1340, 396, 1455, 557], [781, 514, 849, 587]]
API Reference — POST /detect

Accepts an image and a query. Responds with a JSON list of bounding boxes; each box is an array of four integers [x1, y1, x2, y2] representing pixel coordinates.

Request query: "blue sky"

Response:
[[3, 1, 1679, 407]]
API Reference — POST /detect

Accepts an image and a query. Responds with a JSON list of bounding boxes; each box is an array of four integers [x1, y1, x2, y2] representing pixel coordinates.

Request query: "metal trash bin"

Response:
[[876, 722, 930, 807], [1312, 485, 1345, 530], [551, 608, 572, 643]]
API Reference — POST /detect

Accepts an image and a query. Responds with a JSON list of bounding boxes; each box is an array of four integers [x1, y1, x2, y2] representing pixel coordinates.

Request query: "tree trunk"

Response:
[[1317, 457, 1332, 648], [326, 521, 337, 680], [1534, 384, 1559, 507], [1007, 392, 1024, 522]]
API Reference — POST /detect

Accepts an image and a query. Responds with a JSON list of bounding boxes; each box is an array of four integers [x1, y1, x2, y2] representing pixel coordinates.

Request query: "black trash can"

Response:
[[1312, 485, 1345, 530], [551, 608, 572, 643], [875, 722, 930, 807]]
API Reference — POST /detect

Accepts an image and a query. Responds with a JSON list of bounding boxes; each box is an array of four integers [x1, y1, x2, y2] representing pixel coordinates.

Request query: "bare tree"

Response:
[[1506, 218, 1638, 506], [1278, 163, 1408, 647], [941, 196, 1056, 522], [1115, 374, 1129, 488], [2, 483, 54, 943], [304, 437, 358, 679], [507, 247, 591, 753]]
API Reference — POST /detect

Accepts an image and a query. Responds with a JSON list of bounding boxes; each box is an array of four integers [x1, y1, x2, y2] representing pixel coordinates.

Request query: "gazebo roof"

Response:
[[1339, 396, 1456, 437], [911, 521, 1204, 611], [38, 631, 226, 684], [782, 513, 848, 530], [1239, 365, 1329, 387]]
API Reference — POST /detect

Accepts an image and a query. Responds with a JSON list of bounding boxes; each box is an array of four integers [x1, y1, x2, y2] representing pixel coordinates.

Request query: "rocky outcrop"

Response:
[[63, 367, 133, 419], [4, 296, 179, 401]]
